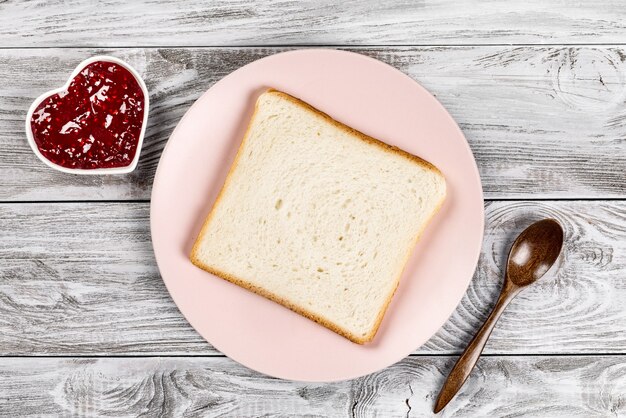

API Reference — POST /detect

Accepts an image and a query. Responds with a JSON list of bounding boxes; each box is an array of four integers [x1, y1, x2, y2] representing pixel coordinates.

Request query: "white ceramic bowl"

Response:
[[25, 55, 149, 175]]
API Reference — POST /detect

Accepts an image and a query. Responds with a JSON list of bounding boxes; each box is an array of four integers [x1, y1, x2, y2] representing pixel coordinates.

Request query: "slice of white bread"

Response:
[[190, 89, 446, 344]]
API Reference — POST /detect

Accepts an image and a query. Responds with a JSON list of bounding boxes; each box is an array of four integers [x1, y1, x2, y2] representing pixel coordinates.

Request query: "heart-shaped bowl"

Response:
[[25, 55, 149, 175]]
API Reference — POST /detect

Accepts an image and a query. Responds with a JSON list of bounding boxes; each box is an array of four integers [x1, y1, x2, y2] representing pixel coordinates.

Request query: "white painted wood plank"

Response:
[[1, 1, 626, 47], [0, 356, 624, 417], [0, 201, 623, 355], [1, 47, 625, 200]]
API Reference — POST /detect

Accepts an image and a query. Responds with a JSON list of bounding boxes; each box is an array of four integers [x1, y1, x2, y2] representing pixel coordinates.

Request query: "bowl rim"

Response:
[[24, 55, 150, 175]]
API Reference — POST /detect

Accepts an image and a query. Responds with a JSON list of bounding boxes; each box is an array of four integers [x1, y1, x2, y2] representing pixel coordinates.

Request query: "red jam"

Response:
[[30, 61, 145, 170]]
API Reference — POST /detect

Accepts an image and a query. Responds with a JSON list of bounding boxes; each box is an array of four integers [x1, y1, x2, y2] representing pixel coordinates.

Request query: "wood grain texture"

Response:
[[0, 356, 624, 417], [1, 3, 623, 413], [1, 1, 626, 47], [1, 47, 625, 201], [0, 200, 623, 355]]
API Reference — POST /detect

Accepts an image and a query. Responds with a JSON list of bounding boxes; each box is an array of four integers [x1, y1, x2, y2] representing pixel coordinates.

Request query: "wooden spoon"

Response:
[[434, 218, 564, 413]]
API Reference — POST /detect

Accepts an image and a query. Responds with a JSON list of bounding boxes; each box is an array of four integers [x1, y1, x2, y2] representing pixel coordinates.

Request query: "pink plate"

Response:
[[151, 49, 484, 382]]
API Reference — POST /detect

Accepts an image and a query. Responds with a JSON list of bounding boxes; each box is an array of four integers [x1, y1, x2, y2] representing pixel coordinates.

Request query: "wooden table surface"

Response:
[[1, 2, 625, 417]]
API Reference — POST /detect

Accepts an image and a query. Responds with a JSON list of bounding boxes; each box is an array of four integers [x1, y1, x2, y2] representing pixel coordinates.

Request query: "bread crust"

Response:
[[267, 89, 444, 178], [190, 89, 446, 344]]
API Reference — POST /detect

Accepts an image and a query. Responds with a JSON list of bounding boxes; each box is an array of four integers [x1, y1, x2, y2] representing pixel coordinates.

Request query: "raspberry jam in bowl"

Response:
[[25, 56, 149, 174]]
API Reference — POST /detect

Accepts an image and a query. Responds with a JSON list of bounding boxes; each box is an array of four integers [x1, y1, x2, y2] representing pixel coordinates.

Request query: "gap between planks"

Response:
[[0, 198, 624, 205], [1, 353, 626, 359], [2, 43, 626, 50]]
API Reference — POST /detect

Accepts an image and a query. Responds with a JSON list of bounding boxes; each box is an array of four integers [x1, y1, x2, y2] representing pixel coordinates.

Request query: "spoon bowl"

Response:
[[507, 219, 564, 287]]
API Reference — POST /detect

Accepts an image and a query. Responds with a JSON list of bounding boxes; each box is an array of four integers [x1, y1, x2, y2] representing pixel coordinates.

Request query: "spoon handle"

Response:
[[434, 280, 520, 413]]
